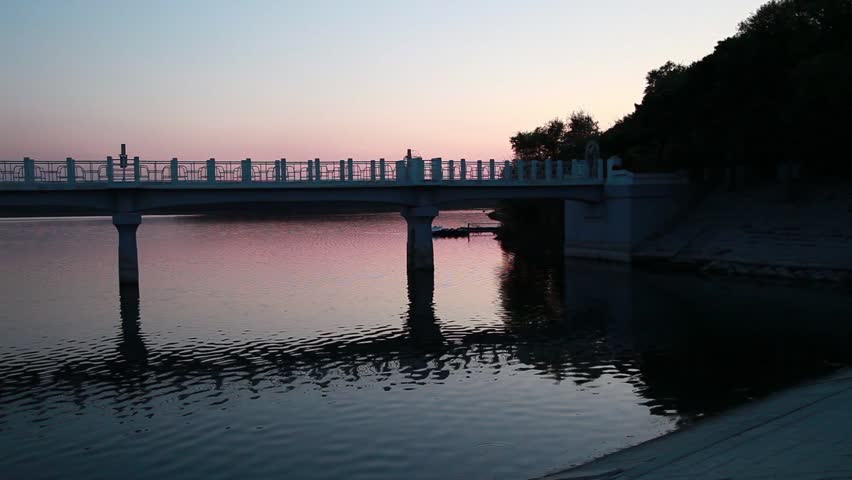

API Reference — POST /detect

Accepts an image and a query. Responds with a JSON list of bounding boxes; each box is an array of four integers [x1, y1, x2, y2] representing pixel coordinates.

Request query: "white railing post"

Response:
[[242, 158, 252, 183], [23, 157, 35, 185], [489, 159, 496, 180], [347, 158, 354, 181], [274, 160, 281, 182], [379, 158, 386, 181], [171, 158, 179, 184], [281, 158, 287, 181], [370, 160, 377, 181], [431, 158, 443, 183], [66, 157, 76, 185], [207, 158, 216, 184], [339, 160, 346, 181], [409, 157, 424, 184], [545, 159, 552, 182], [556, 160, 564, 180], [307, 160, 314, 181], [596, 158, 605, 180], [503, 161, 512, 182], [476, 160, 483, 181], [517, 159, 525, 182], [460, 159, 467, 181], [530, 160, 538, 181], [106, 156, 114, 184], [396, 160, 407, 184], [448, 160, 455, 181], [133, 157, 142, 183], [314, 158, 321, 181], [132, 156, 140, 183]]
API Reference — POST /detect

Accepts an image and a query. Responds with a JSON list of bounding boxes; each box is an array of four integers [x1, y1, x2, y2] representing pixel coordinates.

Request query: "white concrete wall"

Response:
[[564, 165, 690, 262]]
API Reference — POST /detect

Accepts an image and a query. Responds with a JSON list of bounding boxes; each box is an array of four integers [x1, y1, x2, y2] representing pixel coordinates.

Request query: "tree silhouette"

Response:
[[601, 0, 852, 177]]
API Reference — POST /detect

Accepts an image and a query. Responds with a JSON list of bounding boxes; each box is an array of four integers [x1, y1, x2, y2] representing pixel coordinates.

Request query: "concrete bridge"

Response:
[[0, 154, 688, 284]]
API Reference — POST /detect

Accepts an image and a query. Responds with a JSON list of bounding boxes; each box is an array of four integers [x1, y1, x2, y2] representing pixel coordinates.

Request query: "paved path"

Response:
[[537, 369, 852, 480], [636, 182, 852, 280]]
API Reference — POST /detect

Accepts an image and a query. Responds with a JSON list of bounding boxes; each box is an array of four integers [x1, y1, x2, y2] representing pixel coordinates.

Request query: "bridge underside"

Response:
[[0, 184, 603, 284], [0, 178, 690, 285], [0, 184, 602, 216]]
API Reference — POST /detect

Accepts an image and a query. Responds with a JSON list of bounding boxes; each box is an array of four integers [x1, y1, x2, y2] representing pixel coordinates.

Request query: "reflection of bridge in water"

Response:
[[4, 254, 849, 424]]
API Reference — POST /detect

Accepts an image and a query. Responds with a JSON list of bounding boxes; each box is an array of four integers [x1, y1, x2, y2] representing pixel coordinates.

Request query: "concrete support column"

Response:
[[401, 205, 439, 271], [113, 213, 142, 285]]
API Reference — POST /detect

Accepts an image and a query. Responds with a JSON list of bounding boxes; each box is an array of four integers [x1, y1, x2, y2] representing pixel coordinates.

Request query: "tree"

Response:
[[600, 0, 852, 176], [510, 111, 600, 161]]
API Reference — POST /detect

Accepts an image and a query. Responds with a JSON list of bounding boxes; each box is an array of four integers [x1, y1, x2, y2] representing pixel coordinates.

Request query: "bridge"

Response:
[[0, 151, 688, 284]]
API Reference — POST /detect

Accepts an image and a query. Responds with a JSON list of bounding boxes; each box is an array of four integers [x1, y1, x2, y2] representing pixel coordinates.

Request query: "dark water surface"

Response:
[[1, 212, 851, 480]]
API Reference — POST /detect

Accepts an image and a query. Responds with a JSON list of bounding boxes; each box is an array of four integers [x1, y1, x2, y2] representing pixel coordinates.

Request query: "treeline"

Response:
[[498, 0, 852, 244], [603, 0, 852, 177], [511, 0, 852, 178]]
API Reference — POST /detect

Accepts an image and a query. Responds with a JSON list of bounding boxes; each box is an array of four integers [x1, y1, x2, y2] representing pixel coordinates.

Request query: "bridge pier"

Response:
[[113, 213, 142, 285], [401, 206, 438, 271]]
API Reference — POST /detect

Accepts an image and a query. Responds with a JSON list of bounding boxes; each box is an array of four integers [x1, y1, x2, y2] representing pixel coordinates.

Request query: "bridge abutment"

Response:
[[401, 206, 439, 271], [113, 213, 142, 285], [564, 165, 690, 262]]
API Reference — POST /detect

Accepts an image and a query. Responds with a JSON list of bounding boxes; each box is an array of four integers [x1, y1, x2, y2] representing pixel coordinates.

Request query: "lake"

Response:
[[1, 211, 850, 480]]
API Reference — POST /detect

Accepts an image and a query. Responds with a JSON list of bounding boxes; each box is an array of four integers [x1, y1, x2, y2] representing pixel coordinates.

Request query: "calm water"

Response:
[[1, 211, 851, 480]]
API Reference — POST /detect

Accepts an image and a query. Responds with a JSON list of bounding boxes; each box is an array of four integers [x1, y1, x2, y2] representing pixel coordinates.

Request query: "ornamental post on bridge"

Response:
[[106, 156, 114, 183], [207, 158, 216, 184], [401, 205, 439, 271], [23, 157, 35, 185], [171, 158, 179, 184], [66, 158, 76, 185], [132, 156, 141, 183], [242, 158, 252, 183], [112, 213, 142, 285], [430, 158, 443, 183]]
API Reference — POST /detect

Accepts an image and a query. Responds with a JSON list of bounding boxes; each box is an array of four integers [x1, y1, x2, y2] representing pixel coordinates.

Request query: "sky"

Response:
[[0, 0, 767, 162]]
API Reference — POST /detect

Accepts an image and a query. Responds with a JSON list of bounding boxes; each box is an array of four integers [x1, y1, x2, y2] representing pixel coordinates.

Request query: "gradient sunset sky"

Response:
[[1, 0, 766, 161]]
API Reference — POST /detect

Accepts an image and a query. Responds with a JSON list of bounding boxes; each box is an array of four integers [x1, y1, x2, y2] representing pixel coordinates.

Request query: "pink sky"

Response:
[[0, 1, 767, 162]]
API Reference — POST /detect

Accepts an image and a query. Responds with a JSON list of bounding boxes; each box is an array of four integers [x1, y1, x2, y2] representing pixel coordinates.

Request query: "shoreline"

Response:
[[534, 368, 852, 479]]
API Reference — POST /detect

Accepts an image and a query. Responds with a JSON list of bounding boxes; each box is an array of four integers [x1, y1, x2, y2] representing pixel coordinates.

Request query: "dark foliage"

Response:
[[601, 0, 852, 177], [510, 111, 600, 161]]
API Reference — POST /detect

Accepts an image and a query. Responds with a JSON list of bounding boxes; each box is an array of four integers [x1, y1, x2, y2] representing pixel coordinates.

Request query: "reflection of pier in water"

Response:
[[3, 256, 852, 423]]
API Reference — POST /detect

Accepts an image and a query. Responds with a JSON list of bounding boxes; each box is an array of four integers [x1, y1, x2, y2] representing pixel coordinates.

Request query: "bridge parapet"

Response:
[[0, 157, 605, 189]]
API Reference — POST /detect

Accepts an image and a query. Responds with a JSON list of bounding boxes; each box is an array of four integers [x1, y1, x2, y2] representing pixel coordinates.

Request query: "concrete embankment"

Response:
[[635, 182, 852, 282], [536, 369, 852, 480]]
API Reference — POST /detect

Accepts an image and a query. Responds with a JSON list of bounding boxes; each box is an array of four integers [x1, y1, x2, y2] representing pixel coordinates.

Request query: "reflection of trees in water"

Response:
[[496, 248, 852, 423]]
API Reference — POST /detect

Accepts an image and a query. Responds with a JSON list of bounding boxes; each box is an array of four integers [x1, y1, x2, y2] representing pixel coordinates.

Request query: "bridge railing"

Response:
[[0, 157, 602, 188]]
